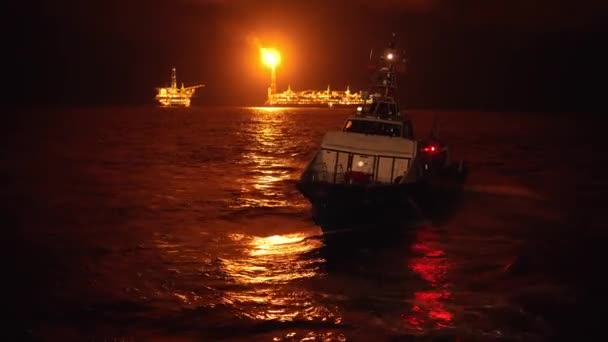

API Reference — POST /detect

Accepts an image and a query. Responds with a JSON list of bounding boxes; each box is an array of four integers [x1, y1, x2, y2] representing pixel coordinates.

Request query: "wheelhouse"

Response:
[[343, 117, 414, 139]]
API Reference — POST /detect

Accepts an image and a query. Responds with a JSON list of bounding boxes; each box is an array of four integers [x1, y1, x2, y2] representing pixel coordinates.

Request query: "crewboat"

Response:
[[296, 34, 467, 219]]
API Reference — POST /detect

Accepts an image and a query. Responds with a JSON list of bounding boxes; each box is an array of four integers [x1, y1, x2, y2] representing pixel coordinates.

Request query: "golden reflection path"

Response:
[[222, 232, 322, 284], [232, 107, 301, 209], [404, 228, 454, 331], [220, 232, 340, 323]]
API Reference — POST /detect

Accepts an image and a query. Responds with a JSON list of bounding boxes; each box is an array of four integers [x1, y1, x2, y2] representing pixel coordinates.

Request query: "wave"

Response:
[[465, 184, 544, 200]]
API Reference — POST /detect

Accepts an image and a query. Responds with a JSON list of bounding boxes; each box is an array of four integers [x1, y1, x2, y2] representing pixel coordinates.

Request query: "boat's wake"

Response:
[[464, 183, 544, 200]]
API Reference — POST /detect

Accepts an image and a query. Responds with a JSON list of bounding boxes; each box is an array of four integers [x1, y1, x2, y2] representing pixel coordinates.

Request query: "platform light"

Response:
[[261, 48, 281, 97], [260, 48, 281, 68]]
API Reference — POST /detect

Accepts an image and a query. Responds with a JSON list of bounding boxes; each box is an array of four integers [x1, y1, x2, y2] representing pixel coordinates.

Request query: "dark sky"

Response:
[[6, 0, 608, 111]]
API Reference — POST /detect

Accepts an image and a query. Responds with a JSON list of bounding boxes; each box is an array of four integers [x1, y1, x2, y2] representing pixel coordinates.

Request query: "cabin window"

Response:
[[343, 119, 402, 137], [366, 102, 378, 114], [376, 103, 389, 116], [363, 101, 397, 116]]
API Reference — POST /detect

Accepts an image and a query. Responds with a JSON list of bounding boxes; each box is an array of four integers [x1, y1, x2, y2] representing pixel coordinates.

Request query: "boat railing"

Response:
[[303, 148, 412, 185]]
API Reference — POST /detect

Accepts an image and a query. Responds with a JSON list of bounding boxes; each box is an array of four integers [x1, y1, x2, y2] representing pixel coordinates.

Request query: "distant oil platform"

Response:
[[265, 85, 364, 107], [155, 68, 204, 107], [260, 48, 364, 108]]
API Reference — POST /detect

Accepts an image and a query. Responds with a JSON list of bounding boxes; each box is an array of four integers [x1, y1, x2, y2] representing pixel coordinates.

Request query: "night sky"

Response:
[[7, 0, 608, 111]]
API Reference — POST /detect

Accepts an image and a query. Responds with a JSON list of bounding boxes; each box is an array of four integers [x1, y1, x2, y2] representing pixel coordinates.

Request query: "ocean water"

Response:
[[4, 106, 606, 341]]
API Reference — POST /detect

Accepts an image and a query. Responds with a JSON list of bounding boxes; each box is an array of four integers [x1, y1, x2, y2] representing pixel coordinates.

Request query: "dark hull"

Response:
[[296, 163, 468, 230], [296, 181, 423, 209]]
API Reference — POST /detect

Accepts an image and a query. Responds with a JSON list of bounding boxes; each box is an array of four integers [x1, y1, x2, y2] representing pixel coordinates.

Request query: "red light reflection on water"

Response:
[[404, 230, 453, 331]]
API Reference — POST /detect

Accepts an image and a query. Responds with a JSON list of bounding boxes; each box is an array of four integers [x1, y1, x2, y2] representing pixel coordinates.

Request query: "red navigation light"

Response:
[[422, 145, 438, 153]]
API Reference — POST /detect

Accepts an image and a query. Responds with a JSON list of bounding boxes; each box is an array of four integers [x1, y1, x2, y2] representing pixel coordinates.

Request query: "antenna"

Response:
[[389, 32, 396, 49], [369, 48, 373, 61], [430, 113, 439, 140]]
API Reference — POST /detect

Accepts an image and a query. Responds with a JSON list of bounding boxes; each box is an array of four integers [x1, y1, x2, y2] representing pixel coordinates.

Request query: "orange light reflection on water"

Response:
[[250, 234, 318, 256], [247, 106, 291, 112], [232, 108, 298, 209], [222, 232, 322, 284], [220, 232, 334, 322], [404, 229, 454, 331]]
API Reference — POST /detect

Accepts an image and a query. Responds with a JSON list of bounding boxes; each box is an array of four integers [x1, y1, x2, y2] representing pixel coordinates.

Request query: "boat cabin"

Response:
[[343, 116, 414, 139], [361, 98, 399, 117]]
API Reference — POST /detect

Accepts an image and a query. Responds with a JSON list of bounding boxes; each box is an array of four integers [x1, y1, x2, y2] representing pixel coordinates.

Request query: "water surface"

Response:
[[4, 106, 605, 341]]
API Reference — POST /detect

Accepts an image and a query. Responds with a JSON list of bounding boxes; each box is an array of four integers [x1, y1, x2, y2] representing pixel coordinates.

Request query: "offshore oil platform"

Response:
[[259, 48, 364, 108], [265, 85, 365, 107], [155, 68, 204, 107]]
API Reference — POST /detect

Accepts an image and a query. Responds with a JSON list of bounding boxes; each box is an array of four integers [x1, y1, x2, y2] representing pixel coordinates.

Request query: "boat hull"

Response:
[[296, 161, 468, 229], [296, 181, 426, 230], [296, 181, 423, 208]]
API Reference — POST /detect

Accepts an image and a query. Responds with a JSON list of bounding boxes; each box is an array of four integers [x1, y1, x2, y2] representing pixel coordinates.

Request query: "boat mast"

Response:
[[374, 33, 399, 99], [357, 33, 407, 118]]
